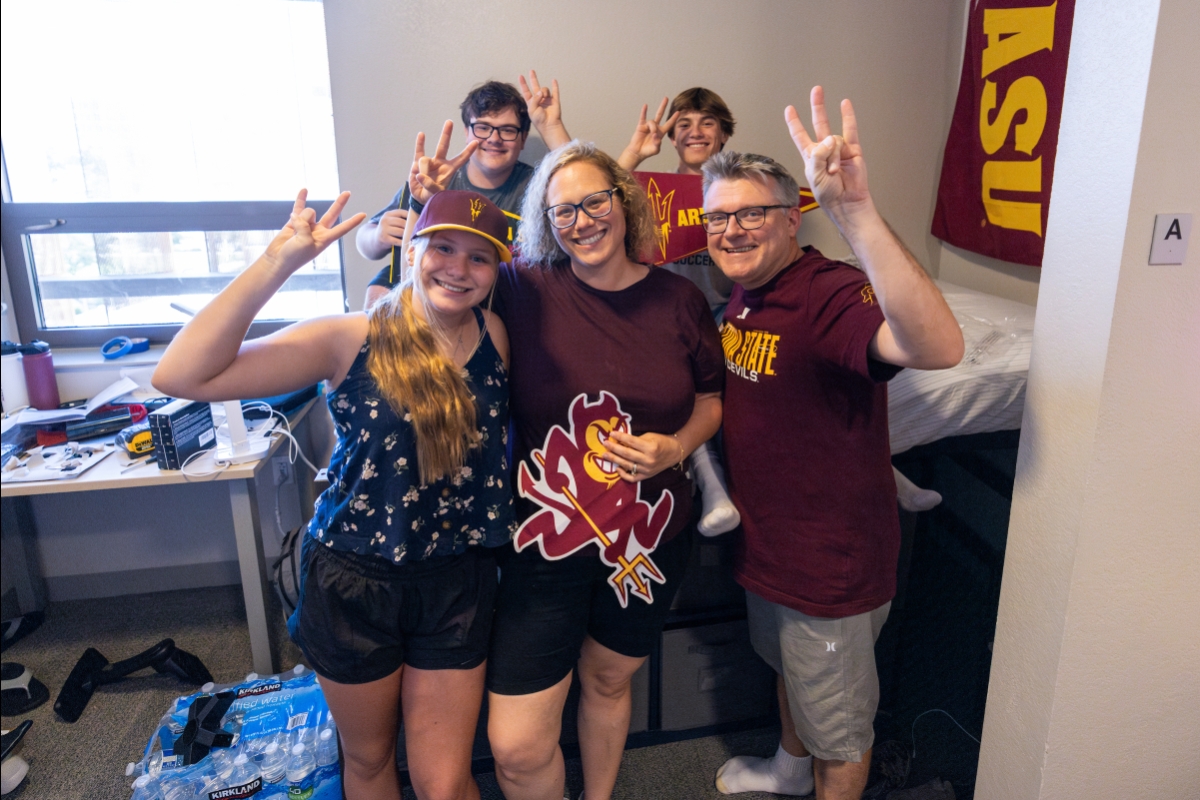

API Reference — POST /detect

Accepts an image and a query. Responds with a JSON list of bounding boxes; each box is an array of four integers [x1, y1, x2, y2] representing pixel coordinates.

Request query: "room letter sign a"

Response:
[[1149, 214, 1192, 265]]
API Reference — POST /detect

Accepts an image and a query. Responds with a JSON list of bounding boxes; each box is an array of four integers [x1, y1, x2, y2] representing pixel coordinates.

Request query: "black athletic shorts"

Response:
[[486, 527, 692, 695], [288, 535, 498, 684]]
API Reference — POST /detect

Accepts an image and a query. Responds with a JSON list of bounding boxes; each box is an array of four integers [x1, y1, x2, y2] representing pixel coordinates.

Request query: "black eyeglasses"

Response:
[[700, 205, 793, 234], [546, 188, 620, 229], [468, 122, 523, 141]]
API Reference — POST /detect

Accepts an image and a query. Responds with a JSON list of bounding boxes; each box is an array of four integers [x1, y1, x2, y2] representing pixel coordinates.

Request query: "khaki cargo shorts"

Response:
[[746, 591, 891, 762]]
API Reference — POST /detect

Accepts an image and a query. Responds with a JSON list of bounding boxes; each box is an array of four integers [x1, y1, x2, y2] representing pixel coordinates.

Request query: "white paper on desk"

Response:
[[14, 377, 140, 425], [0, 445, 114, 482]]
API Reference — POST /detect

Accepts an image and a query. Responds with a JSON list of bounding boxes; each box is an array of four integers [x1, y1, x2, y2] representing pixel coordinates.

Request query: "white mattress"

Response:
[[888, 281, 1035, 455]]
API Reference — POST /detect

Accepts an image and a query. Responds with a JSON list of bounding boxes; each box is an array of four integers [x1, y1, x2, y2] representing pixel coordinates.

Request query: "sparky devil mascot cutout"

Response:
[[515, 392, 672, 607]]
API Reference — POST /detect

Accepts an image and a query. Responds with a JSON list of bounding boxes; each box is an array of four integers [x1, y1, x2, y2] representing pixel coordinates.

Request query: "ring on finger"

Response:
[[630, 464, 638, 476]]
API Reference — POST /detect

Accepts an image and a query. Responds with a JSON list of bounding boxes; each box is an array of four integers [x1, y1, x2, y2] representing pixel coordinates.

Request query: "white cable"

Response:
[[274, 477, 286, 537], [180, 448, 229, 480], [910, 708, 981, 759], [220, 401, 322, 475], [268, 409, 322, 475]]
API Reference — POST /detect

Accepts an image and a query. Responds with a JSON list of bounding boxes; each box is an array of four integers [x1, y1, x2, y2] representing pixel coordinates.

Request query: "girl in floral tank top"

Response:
[[311, 309, 514, 563], [155, 184, 516, 800]]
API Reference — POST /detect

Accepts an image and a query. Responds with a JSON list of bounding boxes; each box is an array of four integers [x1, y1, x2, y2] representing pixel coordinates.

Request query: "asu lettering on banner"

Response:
[[931, 0, 1076, 267]]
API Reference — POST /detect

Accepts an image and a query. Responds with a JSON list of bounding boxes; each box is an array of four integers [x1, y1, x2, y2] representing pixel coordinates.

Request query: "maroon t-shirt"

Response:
[[722, 247, 901, 618], [494, 261, 724, 568]]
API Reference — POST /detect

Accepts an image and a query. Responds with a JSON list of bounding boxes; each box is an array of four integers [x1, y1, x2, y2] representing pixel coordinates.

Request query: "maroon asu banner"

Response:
[[931, 1, 1076, 267], [634, 172, 817, 266]]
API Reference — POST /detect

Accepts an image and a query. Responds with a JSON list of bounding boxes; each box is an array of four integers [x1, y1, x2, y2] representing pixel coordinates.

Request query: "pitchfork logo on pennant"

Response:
[[515, 391, 673, 606]]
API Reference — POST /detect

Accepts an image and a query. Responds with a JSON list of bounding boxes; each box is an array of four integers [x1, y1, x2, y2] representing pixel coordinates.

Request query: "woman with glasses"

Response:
[[478, 142, 725, 800]]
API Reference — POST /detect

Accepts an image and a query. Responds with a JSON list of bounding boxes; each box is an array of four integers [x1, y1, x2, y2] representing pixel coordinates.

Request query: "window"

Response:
[[0, 0, 344, 347]]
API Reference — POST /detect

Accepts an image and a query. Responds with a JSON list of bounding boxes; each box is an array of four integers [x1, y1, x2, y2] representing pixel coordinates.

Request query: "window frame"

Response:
[[1, 152, 345, 348]]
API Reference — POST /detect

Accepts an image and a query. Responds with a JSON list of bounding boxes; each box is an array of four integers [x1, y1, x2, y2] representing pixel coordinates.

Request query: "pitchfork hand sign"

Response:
[[785, 86, 873, 221]]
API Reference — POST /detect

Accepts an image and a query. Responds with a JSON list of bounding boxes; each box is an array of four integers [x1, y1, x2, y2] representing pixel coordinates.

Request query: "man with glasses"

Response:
[[360, 74, 571, 307], [706, 88, 963, 800]]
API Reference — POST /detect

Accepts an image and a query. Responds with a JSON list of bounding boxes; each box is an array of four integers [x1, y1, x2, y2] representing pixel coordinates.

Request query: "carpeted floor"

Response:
[[2, 587, 801, 800]]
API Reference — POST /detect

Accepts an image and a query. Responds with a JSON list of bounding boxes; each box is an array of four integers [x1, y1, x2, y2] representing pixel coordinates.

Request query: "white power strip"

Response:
[[213, 408, 277, 465]]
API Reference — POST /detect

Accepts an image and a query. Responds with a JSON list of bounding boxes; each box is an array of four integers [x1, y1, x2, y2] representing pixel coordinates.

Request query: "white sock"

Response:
[[691, 441, 741, 536], [715, 743, 813, 796], [893, 466, 942, 512]]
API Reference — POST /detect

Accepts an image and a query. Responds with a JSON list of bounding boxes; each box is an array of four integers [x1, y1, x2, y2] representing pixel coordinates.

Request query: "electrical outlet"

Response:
[[272, 457, 292, 486]]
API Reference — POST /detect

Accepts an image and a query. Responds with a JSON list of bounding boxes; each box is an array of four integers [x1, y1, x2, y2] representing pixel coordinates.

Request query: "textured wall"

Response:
[[978, 0, 1200, 797], [322, 0, 963, 307]]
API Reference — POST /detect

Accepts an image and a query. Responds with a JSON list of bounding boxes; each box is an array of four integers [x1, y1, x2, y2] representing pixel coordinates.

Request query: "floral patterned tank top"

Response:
[[307, 308, 516, 564]]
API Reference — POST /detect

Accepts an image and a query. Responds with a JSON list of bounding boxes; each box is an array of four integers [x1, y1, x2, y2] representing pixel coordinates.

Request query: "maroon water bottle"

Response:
[[19, 340, 61, 410]]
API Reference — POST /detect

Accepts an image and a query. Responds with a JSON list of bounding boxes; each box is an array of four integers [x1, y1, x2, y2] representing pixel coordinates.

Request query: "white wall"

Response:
[[976, 0, 1200, 797], [323, 0, 963, 307]]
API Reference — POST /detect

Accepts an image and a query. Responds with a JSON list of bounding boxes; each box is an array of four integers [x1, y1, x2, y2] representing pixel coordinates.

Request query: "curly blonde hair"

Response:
[[518, 141, 657, 266]]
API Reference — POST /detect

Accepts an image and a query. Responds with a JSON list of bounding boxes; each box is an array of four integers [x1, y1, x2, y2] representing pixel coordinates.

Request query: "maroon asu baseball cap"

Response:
[[413, 190, 512, 264]]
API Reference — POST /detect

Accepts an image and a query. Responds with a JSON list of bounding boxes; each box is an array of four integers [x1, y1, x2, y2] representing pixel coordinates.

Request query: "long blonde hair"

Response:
[[365, 239, 484, 485]]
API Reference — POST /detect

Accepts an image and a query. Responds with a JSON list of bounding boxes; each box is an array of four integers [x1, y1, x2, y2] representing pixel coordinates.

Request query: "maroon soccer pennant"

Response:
[[634, 172, 817, 266], [931, 0, 1076, 267]]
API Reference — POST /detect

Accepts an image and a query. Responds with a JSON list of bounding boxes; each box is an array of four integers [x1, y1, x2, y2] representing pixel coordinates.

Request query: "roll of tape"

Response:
[[101, 336, 150, 359]]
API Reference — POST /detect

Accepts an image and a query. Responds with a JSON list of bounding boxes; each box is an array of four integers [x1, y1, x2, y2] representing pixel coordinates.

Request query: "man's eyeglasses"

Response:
[[700, 205, 793, 234], [546, 188, 620, 229], [469, 122, 523, 142]]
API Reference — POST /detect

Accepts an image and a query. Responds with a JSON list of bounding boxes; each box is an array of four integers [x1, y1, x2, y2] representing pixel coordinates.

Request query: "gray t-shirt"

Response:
[[659, 250, 734, 319], [368, 162, 534, 288]]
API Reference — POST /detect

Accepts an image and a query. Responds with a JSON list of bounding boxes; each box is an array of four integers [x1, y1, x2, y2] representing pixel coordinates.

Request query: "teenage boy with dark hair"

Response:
[[361, 73, 570, 307]]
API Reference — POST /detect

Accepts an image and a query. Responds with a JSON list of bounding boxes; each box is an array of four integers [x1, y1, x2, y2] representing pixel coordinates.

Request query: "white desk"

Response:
[[0, 400, 317, 674]]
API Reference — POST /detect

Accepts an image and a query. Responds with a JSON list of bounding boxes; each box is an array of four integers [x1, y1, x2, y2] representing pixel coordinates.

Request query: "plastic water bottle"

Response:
[[159, 775, 197, 800], [225, 753, 262, 791], [315, 727, 338, 767], [129, 774, 161, 800], [209, 747, 237, 780], [291, 724, 317, 751], [259, 741, 288, 783], [196, 771, 224, 798], [286, 742, 316, 796]]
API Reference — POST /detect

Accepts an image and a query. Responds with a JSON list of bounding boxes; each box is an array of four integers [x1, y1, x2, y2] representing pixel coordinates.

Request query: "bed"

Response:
[[878, 283, 1035, 777], [889, 281, 1035, 455]]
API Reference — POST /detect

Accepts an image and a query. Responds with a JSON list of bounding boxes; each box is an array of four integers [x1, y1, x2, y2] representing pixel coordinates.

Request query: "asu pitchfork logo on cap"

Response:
[[470, 197, 484, 222]]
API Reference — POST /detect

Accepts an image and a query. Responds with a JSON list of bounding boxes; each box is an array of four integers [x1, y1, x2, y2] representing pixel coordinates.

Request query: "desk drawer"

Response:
[[660, 620, 774, 731]]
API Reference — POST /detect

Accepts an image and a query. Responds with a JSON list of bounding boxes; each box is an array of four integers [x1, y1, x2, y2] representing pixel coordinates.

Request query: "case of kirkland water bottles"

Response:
[[126, 665, 341, 799]]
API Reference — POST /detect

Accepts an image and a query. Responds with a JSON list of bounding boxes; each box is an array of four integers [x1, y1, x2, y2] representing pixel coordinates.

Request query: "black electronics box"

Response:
[[148, 399, 215, 470]]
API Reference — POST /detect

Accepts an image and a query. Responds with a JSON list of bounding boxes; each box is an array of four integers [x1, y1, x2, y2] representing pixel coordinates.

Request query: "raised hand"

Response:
[[621, 98, 680, 169], [520, 70, 563, 134], [268, 190, 365, 274], [373, 206, 409, 251], [785, 86, 870, 217], [409, 121, 479, 203]]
